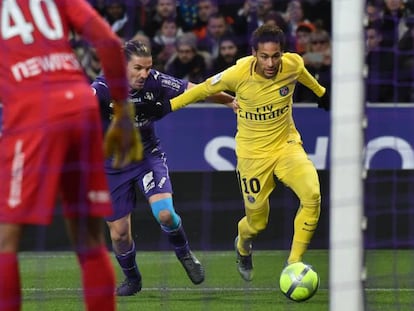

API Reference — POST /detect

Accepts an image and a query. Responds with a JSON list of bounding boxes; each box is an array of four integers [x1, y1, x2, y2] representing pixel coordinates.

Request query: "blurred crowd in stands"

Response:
[[71, 0, 414, 103], [365, 0, 414, 103]]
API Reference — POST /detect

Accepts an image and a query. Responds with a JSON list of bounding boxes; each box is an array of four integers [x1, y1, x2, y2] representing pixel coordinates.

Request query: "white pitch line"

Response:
[[22, 287, 414, 292], [18, 251, 289, 259], [22, 287, 276, 292]]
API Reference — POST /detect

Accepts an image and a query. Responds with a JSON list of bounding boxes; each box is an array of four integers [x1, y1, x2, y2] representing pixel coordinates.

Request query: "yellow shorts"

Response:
[[236, 142, 320, 210]]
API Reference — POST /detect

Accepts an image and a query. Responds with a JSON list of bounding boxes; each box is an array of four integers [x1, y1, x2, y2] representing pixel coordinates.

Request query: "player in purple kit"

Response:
[[92, 40, 234, 296]]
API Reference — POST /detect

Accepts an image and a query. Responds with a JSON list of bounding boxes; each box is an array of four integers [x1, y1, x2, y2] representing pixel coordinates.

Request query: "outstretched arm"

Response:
[[170, 81, 220, 111], [187, 82, 235, 109], [316, 89, 330, 111], [136, 80, 231, 120], [136, 75, 235, 120], [297, 65, 330, 111]]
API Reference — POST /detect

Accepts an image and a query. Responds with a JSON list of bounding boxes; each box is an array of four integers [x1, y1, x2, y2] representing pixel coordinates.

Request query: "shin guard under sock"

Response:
[[164, 224, 190, 258], [115, 241, 141, 281]]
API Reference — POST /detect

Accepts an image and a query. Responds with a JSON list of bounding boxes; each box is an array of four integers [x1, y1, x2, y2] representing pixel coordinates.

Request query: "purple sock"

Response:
[[163, 224, 190, 258], [115, 241, 141, 281]]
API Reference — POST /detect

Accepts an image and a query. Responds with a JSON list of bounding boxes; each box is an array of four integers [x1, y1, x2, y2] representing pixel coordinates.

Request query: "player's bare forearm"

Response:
[[229, 98, 239, 113], [205, 91, 235, 107]]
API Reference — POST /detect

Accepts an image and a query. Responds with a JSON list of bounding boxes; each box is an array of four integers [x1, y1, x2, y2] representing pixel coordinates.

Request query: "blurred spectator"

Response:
[[101, 0, 132, 41], [130, 32, 152, 49], [192, 0, 219, 39], [303, 29, 332, 71], [381, 0, 409, 47], [295, 29, 331, 102], [263, 10, 288, 29], [218, 0, 248, 21], [302, 0, 331, 31], [143, 0, 181, 38], [284, 0, 317, 60], [211, 34, 245, 75], [152, 17, 179, 71], [233, 0, 275, 54], [284, 0, 312, 38], [253, 0, 275, 26], [70, 32, 102, 82], [263, 10, 295, 51], [165, 32, 212, 83], [90, 0, 106, 16], [366, 22, 386, 51], [133, 0, 157, 33], [398, 14, 414, 51], [197, 12, 233, 59], [295, 22, 316, 55], [176, 0, 198, 32], [235, 0, 275, 27], [365, 0, 384, 26], [365, 22, 396, 102], [397, 15, 414, 102], [83, 48, 103, 83], [303, 30, 331, 69]]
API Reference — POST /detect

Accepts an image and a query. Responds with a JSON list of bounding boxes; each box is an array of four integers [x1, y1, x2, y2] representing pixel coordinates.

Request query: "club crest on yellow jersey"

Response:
[[247, 195, 255, 203], [279, 86, 289, 96]]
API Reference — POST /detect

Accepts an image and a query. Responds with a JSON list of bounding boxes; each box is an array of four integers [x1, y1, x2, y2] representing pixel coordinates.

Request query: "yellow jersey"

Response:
[[171, 53, 326, 158]]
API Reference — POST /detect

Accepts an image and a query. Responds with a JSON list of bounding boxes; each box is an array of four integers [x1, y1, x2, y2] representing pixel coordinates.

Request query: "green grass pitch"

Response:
[[20, 250, 414, 310]]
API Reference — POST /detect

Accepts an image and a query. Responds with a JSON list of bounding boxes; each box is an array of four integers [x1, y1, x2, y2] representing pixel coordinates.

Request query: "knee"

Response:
[[301, 186, 321, 207], [111, 232, 129, 244], [110, 230, 129, 244], [251, 219, 268, 233], [0, 224, 21, 252], [240, 218, 268, 235], [108, 222, 130, 244], [309, 190, 321, 205], [158, 209, 173, 226], [151, 198, 180, 230]]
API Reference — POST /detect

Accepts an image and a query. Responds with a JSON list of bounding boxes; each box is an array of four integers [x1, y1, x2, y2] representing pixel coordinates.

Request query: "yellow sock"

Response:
[[287, 241, 308, 264], [287, 204, 319, 264]]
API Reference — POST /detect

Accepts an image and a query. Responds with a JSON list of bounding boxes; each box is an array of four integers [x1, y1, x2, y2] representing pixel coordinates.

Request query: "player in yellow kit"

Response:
[[151, 24, 330, 281]]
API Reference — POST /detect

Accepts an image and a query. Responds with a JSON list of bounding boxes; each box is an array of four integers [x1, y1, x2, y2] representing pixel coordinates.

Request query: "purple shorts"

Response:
[[104, 149, 173, 221]]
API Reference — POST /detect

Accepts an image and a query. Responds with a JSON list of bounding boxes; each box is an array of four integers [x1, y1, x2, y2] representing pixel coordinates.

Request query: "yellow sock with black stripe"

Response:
[[287, 204, 320, 264]]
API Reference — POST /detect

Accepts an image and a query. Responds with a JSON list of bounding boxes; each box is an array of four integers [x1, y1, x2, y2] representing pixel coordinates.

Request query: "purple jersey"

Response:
[[92, 69, 188, 154], [92, 70, 188, 221]]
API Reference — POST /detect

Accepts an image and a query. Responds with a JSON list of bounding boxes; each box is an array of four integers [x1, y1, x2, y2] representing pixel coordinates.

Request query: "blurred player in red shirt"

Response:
[[0, 0, 143, 310]]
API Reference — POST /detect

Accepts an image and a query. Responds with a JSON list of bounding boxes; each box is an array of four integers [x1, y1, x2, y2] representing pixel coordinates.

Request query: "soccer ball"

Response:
[[279, 262, 320, 302]]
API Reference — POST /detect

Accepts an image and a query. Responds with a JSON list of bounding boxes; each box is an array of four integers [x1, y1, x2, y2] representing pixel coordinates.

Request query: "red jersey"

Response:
[[0, 0, 128, 131]]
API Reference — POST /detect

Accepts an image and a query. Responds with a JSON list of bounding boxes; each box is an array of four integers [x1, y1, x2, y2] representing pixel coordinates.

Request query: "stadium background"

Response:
[[20, 106, 414, 251], [12, 0, 414, 253]]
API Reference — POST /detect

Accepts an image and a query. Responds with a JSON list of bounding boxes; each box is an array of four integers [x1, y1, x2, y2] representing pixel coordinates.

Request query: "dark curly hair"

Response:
[[250, 24, 286, 51]]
